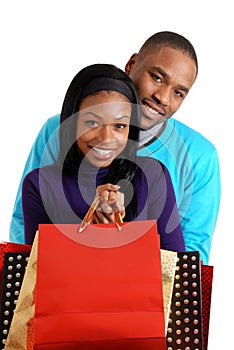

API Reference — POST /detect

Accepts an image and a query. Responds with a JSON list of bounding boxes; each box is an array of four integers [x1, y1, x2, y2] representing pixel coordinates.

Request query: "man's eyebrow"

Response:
[[151, 66, 189, 94], [152, 66, 169, 79], [177, 85, 189, 94]]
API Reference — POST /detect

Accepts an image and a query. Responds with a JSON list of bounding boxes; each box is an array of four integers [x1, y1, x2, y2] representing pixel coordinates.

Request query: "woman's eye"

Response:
[[85, 120, 99, 127], [115, 123, 127, 129]]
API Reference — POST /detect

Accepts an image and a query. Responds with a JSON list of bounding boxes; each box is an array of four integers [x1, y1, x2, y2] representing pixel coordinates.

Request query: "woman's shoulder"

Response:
[[134, 156, 170, 185], [23, 164, 60, 184], [136, 156, 166, 172]]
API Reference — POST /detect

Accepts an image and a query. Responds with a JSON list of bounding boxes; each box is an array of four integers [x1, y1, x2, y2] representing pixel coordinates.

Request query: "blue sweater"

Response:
[[138, 118, 221, 264], [10, 115, 220, 263]]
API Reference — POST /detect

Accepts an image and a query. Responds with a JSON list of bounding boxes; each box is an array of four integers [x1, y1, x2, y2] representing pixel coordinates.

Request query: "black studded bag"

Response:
[[0, 241, 31, 349]]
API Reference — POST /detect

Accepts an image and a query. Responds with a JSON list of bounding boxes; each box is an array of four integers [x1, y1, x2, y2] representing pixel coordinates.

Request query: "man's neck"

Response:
[[138, 121, 166, 148]]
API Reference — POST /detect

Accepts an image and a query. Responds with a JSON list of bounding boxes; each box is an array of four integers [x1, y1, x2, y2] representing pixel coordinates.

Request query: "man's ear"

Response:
[[125, 53, 138, 75]]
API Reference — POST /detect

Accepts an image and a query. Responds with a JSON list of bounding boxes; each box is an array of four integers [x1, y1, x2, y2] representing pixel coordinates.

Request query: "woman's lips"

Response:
[[91, 146, 116, 160]]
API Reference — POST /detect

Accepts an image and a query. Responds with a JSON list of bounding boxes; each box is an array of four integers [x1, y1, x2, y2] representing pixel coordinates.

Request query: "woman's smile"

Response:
[[89, 145, 118, 160]]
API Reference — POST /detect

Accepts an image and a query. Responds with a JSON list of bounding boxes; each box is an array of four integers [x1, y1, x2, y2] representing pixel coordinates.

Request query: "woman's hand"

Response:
[[93, 183, 125, 224]]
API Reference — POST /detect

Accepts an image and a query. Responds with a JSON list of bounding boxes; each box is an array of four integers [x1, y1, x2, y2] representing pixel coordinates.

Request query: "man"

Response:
[[9, 31, 220, 264]]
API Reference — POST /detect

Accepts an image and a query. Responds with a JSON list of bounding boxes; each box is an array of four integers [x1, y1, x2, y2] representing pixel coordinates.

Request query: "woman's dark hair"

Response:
[[58, 63, 141, 217]]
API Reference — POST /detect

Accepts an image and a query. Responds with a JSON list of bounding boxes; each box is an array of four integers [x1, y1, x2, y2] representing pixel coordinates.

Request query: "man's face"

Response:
[[125, 46, 197, 130]]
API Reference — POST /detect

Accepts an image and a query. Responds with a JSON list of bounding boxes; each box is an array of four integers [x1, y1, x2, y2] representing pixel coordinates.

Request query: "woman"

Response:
[[22, 63, 185, 252]]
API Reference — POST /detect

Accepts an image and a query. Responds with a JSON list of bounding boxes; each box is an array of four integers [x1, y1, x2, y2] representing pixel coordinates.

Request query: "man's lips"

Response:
[[141, 101, 165, 119]]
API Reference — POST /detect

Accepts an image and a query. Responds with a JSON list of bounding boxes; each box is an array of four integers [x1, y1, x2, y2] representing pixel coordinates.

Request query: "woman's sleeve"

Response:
[[144, 158, 185, 252], [156, 164, 185, 252], [22, 170, 52, 245]]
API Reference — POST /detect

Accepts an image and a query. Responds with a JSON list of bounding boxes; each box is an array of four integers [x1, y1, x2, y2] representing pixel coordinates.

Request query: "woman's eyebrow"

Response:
[[82, 111, 101, 119], [115, 115, 130, 120], [82, 112, 130, 120]]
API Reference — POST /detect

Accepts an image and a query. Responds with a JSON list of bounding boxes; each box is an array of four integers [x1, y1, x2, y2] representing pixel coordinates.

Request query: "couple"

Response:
[[11, 31, 221, 263]]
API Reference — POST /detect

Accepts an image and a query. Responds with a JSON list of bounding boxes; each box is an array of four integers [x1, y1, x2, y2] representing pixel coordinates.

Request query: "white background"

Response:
[[0, 1, 232, 348]]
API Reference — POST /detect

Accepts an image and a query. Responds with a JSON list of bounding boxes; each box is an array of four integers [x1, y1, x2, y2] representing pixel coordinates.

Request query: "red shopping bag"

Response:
[[201, 264, 214, 350], [34, 220, 166, 350]]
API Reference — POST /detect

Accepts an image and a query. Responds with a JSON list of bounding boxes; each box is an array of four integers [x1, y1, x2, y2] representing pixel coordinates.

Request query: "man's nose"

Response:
[[152, 85, 170, 106]]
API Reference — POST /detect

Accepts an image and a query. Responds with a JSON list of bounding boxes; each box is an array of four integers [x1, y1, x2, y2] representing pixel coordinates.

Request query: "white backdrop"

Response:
[[1, 1, 232, 348]]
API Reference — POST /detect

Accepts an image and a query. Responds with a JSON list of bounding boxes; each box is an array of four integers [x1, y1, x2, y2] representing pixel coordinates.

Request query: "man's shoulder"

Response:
[[43, 114, 60, 130], [167, 118, 217, 154], [170, 118, 216, 151]]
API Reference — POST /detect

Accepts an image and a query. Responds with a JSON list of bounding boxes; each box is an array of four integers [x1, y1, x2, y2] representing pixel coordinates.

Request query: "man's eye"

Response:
[[151, 73, 162, 83], [175, 90, 185, 98]]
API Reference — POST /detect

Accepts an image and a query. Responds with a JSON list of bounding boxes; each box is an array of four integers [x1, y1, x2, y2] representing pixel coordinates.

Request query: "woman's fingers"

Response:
[[93, 210, 115, 224], [100, 201, 113, 213], [95, 183, 125, 219], [96, 183, 120, 196], [99, 190, 117, 204], [96, 184, 121, 205], [115, 191, 124, 212]]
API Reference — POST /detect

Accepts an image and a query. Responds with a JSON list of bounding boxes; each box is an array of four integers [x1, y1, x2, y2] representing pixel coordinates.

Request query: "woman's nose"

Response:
[[97, 124, 114, 142]]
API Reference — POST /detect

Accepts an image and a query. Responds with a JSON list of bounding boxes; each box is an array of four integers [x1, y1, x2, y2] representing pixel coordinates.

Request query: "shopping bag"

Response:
[[0, 241, 31, 299], [0, 242, 31, 347], [160, 249, 177, 334], [165, 251, 214, 350], [5, 234, 175, 349], [34, 220, 166, 349], [4, 233, 38, 350], [201, 264, 214, 350]]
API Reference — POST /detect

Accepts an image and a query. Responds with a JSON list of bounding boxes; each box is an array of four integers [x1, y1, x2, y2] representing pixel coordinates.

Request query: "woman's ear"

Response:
[[125, 53, 138, 75]]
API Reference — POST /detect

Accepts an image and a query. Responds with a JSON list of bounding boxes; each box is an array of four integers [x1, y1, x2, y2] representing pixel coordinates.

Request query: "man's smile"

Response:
[[141, 100, 166, 122]]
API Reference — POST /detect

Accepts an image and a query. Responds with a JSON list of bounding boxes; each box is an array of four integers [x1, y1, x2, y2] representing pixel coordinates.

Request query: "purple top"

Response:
[[22, 156, 185, 251]]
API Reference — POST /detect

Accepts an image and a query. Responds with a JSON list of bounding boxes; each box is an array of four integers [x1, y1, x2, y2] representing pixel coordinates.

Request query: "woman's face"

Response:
[[77, 91, 131, 168]]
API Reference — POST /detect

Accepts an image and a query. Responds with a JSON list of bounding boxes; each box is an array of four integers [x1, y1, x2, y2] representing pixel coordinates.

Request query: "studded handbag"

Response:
[[4, 236, 38, 350], [0, 241, 31, 348], [33, 220, 166, 350], [165, 252, 214, 350]]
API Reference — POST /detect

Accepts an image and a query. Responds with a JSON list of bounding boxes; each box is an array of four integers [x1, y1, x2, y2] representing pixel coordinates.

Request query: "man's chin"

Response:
[[140, 115, 166, 130]]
